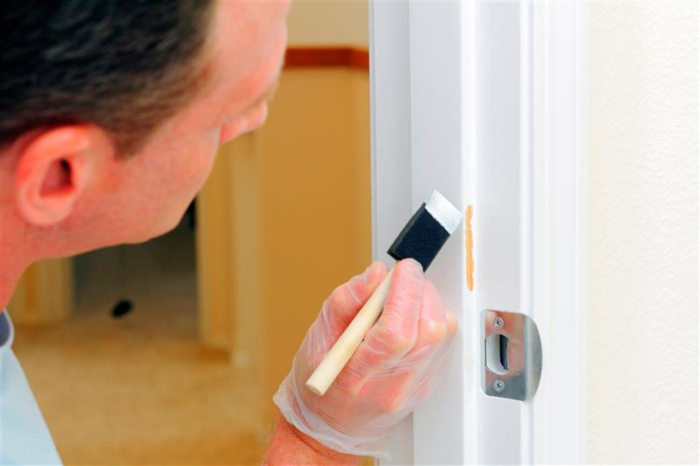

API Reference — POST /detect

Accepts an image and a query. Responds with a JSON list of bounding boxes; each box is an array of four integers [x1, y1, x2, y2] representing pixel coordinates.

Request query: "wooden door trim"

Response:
[[285, 46, 369, 70]]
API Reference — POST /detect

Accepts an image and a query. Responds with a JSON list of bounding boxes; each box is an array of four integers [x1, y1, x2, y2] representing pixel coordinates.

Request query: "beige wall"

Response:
[[257, 68, 371, 418], [196, 1, 371, 430], [287, 0, 368, 46], [588, 1, 698, 463], [198, 67, 372, 428], [9, 259, 74, 324]]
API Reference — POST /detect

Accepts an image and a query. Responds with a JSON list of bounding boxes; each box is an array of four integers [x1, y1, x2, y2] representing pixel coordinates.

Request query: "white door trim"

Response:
[[369, 1, 588, 463]]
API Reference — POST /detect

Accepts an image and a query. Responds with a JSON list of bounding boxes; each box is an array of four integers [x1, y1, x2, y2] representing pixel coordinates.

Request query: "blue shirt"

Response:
[[0, 311, 61, 465]]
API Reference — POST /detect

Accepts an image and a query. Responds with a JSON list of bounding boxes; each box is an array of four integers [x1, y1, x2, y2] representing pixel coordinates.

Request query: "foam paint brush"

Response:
[[306, 190, 463, 396]]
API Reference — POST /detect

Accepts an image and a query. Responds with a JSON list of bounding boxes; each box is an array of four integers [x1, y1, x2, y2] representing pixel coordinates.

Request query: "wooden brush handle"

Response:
[[306, 267, 395, 396]]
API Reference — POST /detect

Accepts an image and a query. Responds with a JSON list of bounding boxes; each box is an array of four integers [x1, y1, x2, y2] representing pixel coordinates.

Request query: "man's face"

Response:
[[91, 0, 289, 244]]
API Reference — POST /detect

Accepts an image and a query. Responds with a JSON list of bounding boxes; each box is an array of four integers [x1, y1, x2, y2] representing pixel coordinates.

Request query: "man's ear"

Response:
[[15, 125, 114, 226]]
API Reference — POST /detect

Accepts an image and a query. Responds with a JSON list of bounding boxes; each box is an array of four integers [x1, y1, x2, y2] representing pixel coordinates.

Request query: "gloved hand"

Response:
[[273, 259, 458, 459]]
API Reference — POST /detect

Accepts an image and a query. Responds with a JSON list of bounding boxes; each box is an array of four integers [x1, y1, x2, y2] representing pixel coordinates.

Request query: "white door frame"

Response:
[[369, 1, 588, 463]]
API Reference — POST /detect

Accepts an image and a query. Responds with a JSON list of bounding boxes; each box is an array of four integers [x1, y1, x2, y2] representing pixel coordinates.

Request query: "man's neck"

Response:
[[0, 217, 32, 311], [1, 259, 28, 311]]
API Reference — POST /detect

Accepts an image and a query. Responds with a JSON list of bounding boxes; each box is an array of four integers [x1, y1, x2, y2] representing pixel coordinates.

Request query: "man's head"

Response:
[[0, 0, 289, 259]]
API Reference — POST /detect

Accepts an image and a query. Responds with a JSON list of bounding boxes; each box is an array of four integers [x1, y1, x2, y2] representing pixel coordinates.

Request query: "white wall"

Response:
[[588, 1, 698, 463], [287, 0, 368, 46]]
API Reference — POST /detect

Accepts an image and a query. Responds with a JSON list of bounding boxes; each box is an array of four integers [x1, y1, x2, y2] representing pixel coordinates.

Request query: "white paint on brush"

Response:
[[425, 190, 462, 235]]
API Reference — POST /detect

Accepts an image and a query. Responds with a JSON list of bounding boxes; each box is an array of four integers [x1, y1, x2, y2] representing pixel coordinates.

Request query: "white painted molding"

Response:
[[530, 2, 588, 463], [370, 1, 587, 464]]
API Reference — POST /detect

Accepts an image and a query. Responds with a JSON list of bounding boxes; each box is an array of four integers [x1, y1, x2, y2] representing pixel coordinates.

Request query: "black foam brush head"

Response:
[[387, 191, 462, 271]]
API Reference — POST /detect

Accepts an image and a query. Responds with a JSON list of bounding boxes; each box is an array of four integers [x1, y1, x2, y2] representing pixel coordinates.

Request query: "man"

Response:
[[0, 1, 458, 463]]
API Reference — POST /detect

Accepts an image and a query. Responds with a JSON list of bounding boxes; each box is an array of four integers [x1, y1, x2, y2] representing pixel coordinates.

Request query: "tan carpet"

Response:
[[13, 222, 266, 465]]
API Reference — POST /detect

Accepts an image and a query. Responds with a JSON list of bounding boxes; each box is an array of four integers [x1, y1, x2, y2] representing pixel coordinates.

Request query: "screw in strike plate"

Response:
[[493, 379, 506, 393], [493, 316, 504, 328]]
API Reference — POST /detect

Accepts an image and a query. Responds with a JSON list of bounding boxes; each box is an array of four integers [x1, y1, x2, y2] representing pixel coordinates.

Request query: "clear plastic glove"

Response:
[[273, 259, 458, 459]]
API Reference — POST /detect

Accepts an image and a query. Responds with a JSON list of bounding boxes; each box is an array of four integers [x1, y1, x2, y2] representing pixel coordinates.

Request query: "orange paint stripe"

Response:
[[466, 205, 474, 291]]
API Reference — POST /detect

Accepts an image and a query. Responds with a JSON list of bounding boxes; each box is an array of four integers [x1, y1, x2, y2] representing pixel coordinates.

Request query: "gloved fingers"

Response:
[[358, 259, 424, 362], [383, 309, 458, 410], [354, 280, 455, 412], [410, 322, 458, 404], [278, 262, 460, 457], [408, 302, 458, 401], [321, 261, 389, 335], [400, 281, 459, 368], [446, 311, 458, 336], [297, 261, 388, 377], [406, 280, 449, 357]]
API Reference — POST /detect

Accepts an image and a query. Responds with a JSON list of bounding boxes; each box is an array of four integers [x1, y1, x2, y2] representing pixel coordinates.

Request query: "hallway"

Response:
[[13, 222, 265, 464]]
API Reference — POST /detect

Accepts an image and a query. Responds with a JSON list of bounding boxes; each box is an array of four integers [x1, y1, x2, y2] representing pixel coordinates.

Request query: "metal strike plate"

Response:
[[481, 310, 542, 401]]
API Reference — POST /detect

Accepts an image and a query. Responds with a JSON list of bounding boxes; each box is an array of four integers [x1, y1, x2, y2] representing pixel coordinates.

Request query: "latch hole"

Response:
[[486, 333, 510, 375]]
